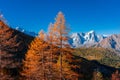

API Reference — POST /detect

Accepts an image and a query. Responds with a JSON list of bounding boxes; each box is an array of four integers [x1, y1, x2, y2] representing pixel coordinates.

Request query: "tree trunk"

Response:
[[42, 50, 45, 80], [60, 51, 62, 80], [60, 34, 63, 80]]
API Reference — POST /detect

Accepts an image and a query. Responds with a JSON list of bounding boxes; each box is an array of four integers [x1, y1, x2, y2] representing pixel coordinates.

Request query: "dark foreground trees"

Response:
[[0, 20, 19, 80], [0, 18, 33, 80]]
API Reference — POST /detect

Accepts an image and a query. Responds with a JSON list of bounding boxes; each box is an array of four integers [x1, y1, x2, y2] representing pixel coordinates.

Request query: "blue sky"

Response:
[[0, 0, 120, 35]]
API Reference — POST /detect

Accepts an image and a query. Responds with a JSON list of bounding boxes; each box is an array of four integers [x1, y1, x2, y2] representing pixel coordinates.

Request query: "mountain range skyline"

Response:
[[15, 26, 117, 36], [69, 30, 120, 51], [15, 26, 120, 51]]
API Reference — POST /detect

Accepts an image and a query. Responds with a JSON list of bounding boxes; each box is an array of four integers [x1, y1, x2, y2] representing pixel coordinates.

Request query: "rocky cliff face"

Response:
[[69, 31, 120, 51], [14, 26, 120, 51], [69, 30, 105, 47], [97, 34, 120, 51]]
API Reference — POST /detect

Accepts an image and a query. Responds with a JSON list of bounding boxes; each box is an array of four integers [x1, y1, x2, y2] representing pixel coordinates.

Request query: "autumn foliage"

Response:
[[20, 12, 80, 80], [0, 19, 33, 79], [0, 12, 120, 80]]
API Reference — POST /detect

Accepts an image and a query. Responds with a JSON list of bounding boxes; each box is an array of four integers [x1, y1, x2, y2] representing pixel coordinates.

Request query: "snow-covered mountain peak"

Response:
[[69, 30, 106, 47], [14, 27, 120, 51], [102, 34, 110, 38], [87, 30, 95, 34]]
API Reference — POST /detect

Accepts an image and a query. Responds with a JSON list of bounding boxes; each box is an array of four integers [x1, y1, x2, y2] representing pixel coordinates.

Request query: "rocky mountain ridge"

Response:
[[69, 30, 105, 47], [15, 27, 120, 51]]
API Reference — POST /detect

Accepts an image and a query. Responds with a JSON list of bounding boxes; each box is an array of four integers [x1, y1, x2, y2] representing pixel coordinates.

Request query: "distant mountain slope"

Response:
[[97, 34, 120, 51], [15, 27, 38, 37], [74, 47, 120, 68], [69, 31, 120, 51]]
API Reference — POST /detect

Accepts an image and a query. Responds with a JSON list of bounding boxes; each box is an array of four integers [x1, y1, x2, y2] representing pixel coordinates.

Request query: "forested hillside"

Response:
[[0, 20, 34, 80]]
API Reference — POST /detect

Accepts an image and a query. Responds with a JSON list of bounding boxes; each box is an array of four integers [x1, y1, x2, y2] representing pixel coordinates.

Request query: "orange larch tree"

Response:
[[51, 11, 77, 80], [21, 37, 44, 80], [21, 30, 47, 80]]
